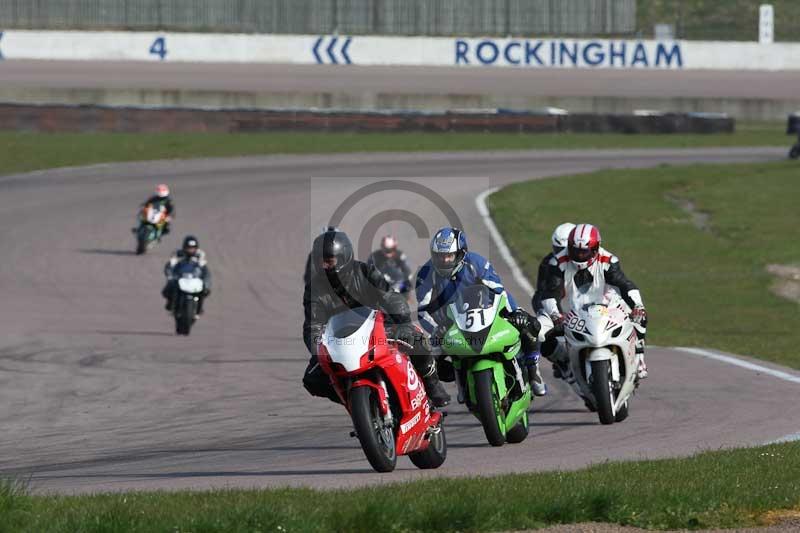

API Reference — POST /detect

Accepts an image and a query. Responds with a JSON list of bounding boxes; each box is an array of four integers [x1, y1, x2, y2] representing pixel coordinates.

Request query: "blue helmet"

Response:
[[430, 227, 467, 278]]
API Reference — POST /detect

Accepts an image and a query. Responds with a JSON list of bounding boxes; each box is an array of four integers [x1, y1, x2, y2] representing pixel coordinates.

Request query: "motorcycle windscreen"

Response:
[[323, 307, 376, 372], [447, 284, 500, 354], [453, 285, 499, 332]]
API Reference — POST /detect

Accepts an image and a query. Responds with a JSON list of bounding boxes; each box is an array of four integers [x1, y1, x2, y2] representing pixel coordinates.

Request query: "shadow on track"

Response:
[[32, 468, 375, 480], [78, 248, 138, 256], [96, 330, 174, 337]]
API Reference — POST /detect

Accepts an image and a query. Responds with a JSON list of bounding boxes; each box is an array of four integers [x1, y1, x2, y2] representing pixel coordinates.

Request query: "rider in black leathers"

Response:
[[162, 235, 212, 315], [302, 230, 451, 407], [366, 235, 413, 290]]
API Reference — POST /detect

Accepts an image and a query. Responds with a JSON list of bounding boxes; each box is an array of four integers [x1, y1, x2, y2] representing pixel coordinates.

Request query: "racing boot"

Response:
[[636, 339, 648, 379], [522, 350, 547, 396], [553, 358, 575, 384], [421, 363, 451, 408], [542, 336, 573, 383]]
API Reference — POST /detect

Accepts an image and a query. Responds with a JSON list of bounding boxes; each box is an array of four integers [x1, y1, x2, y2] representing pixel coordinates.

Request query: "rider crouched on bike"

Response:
[[163, 235, 211, 315], [302, 230, 451, 407], [538, 223, 649, 379], [138, 183, 175, 235], [367, 235, 413, 287], [415, 227, 546, 396]]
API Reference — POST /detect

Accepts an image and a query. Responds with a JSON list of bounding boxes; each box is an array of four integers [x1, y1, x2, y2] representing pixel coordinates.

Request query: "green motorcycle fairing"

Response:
[[441, 286, 531, 438]]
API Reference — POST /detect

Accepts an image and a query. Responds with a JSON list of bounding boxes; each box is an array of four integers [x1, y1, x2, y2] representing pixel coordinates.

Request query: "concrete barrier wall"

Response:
[[2, 30, 800, 70], [0, 103, 734, 134], [1, 87, 793, 122]]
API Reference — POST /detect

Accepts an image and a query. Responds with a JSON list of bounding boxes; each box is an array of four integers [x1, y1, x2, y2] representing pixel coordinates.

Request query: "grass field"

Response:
[[488, 161, 800, 368], [637, 0, 800, 41], [0, 124, 787, 176], [1, 442, 798, 532]]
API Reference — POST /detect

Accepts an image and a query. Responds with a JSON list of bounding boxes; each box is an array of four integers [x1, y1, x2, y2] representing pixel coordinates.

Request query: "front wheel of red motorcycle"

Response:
[[350, 386, 397, 473]]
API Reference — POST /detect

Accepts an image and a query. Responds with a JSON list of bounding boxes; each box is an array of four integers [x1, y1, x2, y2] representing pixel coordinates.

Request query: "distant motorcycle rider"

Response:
[[302, 230, 451, 407], [139, 183, 175, 235], [163, 235, 212, 316], [367, 235, 413, 292], [538, 223, 648, 379], [415, 227, 546, 396]]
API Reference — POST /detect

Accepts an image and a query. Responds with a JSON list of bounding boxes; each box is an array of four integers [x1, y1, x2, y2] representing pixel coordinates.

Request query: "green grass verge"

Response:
[[488, 161, 800, 368], [2, 442, 798, 532], [637, 0, 800, 41], [0, 124, 787, 176]]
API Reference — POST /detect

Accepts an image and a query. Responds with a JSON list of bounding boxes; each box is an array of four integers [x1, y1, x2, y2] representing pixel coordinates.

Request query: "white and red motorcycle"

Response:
[[558, 286, 641, 425]]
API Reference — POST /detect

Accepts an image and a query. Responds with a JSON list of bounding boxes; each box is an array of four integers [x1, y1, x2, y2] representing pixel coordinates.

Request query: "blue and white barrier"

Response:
[[0, 30, 798, 70]]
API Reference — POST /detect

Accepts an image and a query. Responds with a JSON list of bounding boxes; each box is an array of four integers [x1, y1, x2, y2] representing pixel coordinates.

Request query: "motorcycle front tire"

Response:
[[175, 296, 195, 336], [590, 360, 616, 425], [474, 368, 506, 447], [350, 386, 397, 472]]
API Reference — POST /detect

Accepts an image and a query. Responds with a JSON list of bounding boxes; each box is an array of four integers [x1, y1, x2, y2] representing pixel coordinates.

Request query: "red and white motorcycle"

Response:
[[317, 307, 447, 472], [560, 287, 641, 425]]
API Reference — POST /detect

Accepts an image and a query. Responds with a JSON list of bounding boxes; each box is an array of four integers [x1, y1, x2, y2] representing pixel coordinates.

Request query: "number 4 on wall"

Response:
[[150, 37, 167, 60]]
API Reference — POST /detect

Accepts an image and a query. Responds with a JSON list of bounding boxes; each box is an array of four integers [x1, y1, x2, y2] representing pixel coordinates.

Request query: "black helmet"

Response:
[[312, 230, 353, 276], [182, 235, 199, 256]]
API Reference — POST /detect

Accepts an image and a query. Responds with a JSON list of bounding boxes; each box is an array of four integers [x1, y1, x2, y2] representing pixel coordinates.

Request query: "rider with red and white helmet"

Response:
[[539, 223, 649, 379], [139, 184, 175, 235], [367, 235, 413, 292]]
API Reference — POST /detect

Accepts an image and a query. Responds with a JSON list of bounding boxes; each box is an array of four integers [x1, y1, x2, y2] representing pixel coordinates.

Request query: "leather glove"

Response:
[[425, 325, 448, 350], [507, 308, 531, 330], [528, 315, 542, 337], [547, 312, 566, 336], [395, 324, 416, 350], [631, 306, 647, 325]]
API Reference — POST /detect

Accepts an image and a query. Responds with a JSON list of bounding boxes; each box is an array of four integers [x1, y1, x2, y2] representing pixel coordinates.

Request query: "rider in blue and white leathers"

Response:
[[415, 227, 546, 396]]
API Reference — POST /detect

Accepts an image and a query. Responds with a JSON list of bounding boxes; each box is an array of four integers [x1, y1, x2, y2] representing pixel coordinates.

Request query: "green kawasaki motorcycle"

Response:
[[441, 284, 532, 446]]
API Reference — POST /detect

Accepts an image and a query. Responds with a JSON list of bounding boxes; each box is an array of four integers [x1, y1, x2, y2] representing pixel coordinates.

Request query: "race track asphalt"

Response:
[[1, 147, 798, 494]]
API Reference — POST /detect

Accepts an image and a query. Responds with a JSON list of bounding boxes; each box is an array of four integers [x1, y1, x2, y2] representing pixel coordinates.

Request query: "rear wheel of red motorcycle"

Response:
[[408, 420, 447, 469], [350, 386, 397, 473]]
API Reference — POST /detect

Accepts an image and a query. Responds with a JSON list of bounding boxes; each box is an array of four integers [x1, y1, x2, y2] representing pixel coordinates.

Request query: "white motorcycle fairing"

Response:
[[322, 310, 377, 373], [178, 277, 204, 294], [564, 287, 640, 419]]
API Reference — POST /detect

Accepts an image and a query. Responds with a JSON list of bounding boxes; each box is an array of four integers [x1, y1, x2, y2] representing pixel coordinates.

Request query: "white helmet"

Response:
[[551, 223, 576, 255]]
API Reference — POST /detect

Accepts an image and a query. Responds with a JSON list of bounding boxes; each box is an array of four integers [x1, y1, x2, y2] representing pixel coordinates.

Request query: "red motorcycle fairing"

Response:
[[317, 311, 441, 457], [351, 378, 390, 416]]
